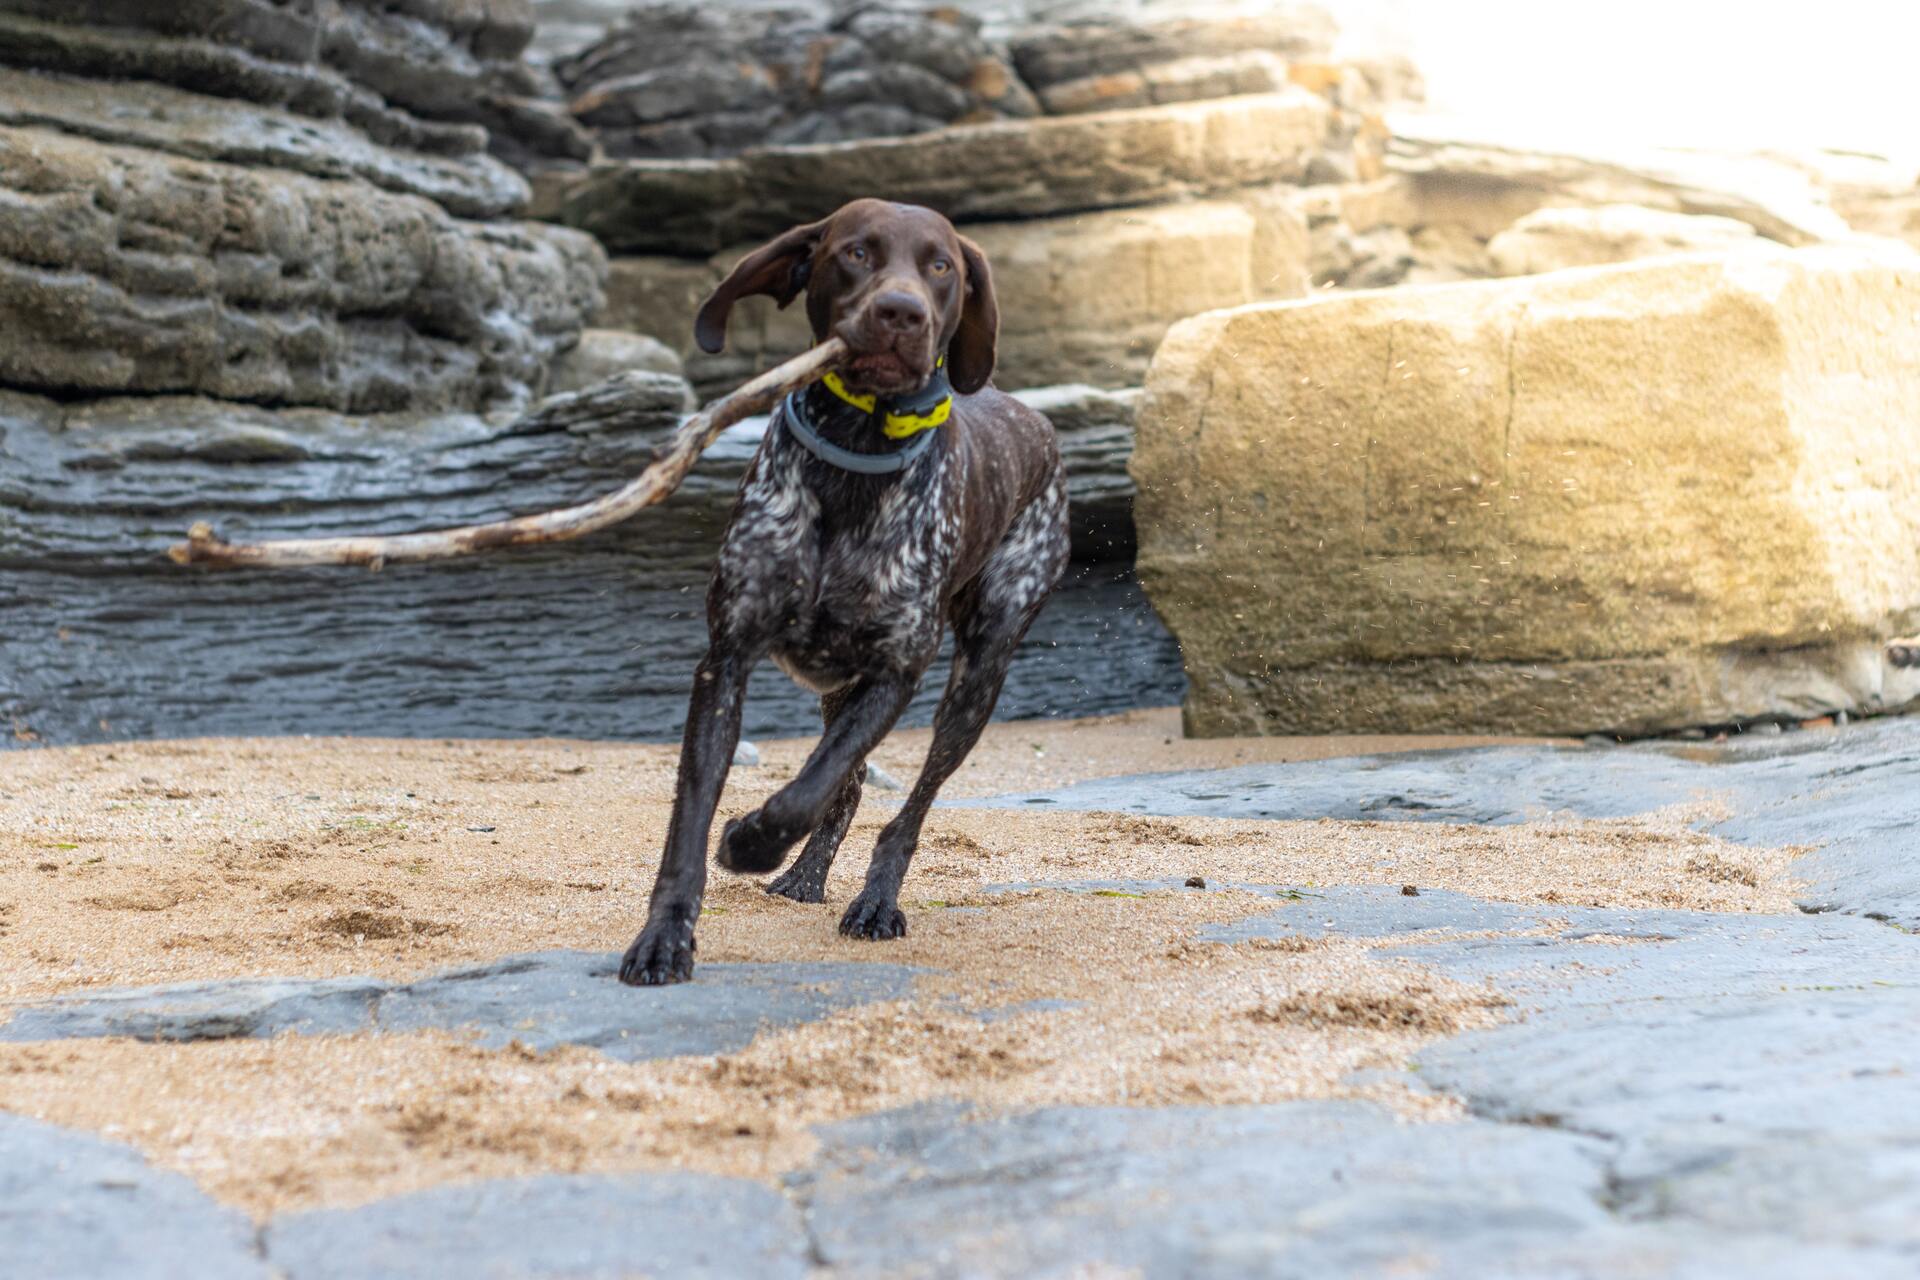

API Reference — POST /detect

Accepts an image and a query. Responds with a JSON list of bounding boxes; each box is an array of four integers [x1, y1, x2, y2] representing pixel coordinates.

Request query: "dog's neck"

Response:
[[780, 362, 953, 476], [796, 381, 908, 456]]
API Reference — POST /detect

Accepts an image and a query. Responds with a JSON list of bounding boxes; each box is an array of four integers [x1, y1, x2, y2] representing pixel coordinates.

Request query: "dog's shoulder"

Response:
[[953, 385, 1057, 447]]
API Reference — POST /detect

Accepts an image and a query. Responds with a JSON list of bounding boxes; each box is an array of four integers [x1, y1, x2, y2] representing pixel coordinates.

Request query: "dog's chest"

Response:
[[718, 433, 958, 684]]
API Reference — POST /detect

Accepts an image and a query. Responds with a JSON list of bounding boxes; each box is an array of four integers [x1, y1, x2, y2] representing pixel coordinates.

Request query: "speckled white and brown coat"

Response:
[[622, 201, 1069, 985]]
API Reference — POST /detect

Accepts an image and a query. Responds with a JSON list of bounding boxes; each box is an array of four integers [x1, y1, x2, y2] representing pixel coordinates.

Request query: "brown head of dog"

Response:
[[693, 198, 999, 398]]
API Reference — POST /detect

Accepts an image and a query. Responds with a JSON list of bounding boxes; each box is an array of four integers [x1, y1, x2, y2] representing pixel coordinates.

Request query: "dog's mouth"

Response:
[[838, 349, 928, 396]]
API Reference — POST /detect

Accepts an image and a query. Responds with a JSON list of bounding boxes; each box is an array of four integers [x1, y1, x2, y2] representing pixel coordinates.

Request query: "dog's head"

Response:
[[693, 199, 999, 398]]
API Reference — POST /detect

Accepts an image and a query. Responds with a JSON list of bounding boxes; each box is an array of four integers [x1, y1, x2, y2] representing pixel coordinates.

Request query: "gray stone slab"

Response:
[[957, 715, 1920, 928], [941, 879, 1920, 1268], [1356, 893, 1920, 1260], [0, 953, 918, 1062], [1419, 986, 1920, 1257], [266, 1172, 808, 1280], [0, 975, 383, 1044], [375, 951, 920, 1061], [1391, 906, 1920, 1006], [794, 1102, 1911, 1279], [0, 1112, 267, 1280]]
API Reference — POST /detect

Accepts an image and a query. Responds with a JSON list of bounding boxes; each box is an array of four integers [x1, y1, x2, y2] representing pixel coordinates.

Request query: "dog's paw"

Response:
[[717, 811, 799, 875], [619, 918, 696, 986], [766, 863, 827, 904], [838, 892, 907, 941]]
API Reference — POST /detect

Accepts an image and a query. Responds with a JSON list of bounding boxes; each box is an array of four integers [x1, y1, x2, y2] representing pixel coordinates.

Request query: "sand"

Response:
[[0, 712, 1799, 1218]]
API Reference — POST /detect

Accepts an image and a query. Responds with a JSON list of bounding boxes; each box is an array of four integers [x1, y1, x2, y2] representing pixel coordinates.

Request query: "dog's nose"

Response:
[[871, 290, 928, 336]]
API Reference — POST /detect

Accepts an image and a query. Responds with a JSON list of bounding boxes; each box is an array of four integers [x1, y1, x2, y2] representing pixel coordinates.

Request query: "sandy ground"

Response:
[[0, 711, 1798, 1219]]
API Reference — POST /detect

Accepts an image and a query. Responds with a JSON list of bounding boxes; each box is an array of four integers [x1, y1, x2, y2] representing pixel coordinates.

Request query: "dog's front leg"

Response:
[[717, 671, 917, 876], [620, 647, 752, 986]]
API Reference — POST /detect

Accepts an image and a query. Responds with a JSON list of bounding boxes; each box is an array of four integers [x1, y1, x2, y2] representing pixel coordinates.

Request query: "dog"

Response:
[[619, 199, 1070, 985]]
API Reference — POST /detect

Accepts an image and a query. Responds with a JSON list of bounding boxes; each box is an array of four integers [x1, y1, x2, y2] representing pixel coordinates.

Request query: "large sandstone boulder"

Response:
[[1134, 247, 1920, 737], [538, 89, 1333, 255], [600, 192, 1310, 396]]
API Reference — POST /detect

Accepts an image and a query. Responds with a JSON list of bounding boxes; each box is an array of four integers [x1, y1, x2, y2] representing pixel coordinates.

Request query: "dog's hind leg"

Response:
[[719, 671, 915, 876], [766, 690, 866, 903], [842, 483, 1068, 940]]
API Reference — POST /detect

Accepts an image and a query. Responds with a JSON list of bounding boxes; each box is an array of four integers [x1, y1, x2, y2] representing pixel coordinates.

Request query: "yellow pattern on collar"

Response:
[[821, 370, 878, 414], [821, 359, 952, 440], [879, 395, 952, 439]]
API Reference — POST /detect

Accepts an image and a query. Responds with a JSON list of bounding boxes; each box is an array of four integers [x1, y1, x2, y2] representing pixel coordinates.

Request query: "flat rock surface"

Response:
[[3, 722, 1914, 1273], [0, 1112, 267, 1280], [1, 953, 918, 1062], [796, 1101, 1910, 1279], [959, 714, 1920, 928], [266, 1172, 808, 1280]]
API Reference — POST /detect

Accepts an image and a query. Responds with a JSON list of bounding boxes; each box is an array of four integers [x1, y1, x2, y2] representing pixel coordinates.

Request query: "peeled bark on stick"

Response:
[[169, 338, 848, 569]]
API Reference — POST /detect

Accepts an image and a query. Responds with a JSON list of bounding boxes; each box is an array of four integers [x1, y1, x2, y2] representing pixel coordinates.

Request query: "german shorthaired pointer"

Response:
[[620, 199, 1069, 985]]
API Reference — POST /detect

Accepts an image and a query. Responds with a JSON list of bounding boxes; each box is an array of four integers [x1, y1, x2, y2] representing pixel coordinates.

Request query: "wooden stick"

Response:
[[169, 338, 848, 570], [1891, 637, 1920, 669]]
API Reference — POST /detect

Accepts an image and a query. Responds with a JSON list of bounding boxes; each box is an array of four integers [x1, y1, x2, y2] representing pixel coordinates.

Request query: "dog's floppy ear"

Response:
[[947, 235, 998, 395], [694, 218, 829, 355]]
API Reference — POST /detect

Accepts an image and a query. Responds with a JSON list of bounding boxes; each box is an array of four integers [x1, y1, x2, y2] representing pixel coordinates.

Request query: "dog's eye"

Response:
[[845, 244, 868, 264], [929, 258, 952, 276]]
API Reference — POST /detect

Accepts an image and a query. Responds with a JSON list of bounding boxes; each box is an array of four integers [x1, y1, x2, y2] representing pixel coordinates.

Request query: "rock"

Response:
[[0, 57, 523, 219], [596, 192, 1309, 397], [1133, 246, 1920, 739], [0, 950, 921, 1061], [1036, 49, 1290, 114], [1011, 384, 1139, 555], [537, 90, 1334, 255], [961, 712, 1920, 928], [0, 976, 385, 1043], [797, 1100, 1902, 1277], [970, 197, 1310, 389], [548, 329, 685, 393], [1006, 3, 1336, 90], [570, 57, 779, 130], [1406, 909, 1920, 1256], [266, 1173, 809, 1280], [866, 762, 906, 791], [0, 124, 602, 412], [1488, 204, 1763, 276], [555, 3, 1030, 161], [0, 1, 589, 169], [0, 382, 1182, 746], [1767, 148, 1920, 251], [732, 739, 761, 767], [0, 1113, 268, 1280], [1388, 123, 1857, 248], [0, 374, 695, 569], [0, 0, 610, 417], [375, 953, 919, 1060]]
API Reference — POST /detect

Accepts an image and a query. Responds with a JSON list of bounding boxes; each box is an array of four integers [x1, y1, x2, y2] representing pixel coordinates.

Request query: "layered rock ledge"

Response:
[[537, 88, 1337, 256]]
